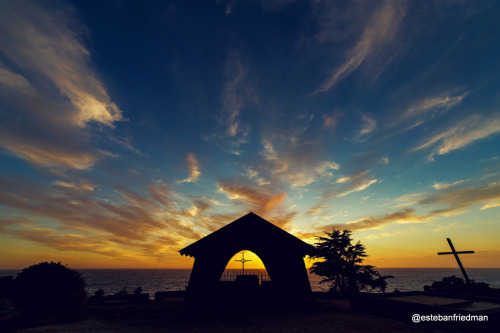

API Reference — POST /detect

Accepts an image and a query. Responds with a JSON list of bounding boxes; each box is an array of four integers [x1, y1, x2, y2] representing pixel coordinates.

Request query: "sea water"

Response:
[[2, 268, 500, 298]]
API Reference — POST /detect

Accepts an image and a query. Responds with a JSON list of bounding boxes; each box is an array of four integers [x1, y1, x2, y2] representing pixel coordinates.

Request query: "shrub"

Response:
[[115, 287, 128, 298], [95, 288, 105, 298], [134, 287, 143, 296], [424, 275, 500, 298], [14, 262, 86, 313]]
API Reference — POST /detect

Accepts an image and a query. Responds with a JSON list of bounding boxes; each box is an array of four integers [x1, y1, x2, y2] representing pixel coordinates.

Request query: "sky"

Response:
[[1, 0, 500, 270]]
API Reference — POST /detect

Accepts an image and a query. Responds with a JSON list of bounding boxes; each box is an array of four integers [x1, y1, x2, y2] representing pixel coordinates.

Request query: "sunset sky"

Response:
[[1, 0, 500, 270]]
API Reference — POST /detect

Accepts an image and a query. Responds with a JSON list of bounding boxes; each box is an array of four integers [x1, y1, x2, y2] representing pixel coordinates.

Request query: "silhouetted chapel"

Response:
[[179, 212, 314, 301]]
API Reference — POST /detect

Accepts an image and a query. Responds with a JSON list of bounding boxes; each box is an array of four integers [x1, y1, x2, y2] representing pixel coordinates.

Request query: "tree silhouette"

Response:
[[310, 229, 393, 295], [14, 261, 86, 313]]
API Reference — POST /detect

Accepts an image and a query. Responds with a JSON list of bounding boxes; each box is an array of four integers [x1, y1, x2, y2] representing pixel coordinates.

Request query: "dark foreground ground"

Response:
[[1, 297, 464, 333]]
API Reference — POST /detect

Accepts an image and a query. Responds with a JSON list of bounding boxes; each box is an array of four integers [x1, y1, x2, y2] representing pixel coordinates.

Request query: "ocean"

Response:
[[1, 268, 500, 298]]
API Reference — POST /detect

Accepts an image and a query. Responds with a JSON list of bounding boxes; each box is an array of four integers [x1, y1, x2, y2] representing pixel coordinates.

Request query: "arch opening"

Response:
[[219, 250, 272, 289]]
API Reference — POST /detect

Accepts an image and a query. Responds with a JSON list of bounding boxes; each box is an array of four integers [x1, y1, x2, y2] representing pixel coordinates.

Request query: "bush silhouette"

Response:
[[424, 275, 500, 297], [134, 287, 143, 296], [14, 262, 86, 313]]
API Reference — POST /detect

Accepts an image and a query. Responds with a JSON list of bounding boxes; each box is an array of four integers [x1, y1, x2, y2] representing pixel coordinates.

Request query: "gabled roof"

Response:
[[179, 212, 313, 258]]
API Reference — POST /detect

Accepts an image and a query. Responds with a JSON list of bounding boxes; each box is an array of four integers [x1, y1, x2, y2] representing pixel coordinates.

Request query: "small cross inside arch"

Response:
[[235, 251, 252, 275]]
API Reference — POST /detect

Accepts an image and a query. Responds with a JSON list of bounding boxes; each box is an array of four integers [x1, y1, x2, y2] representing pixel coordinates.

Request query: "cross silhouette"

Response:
[[234, 252, 252, 275], [437, 238, 474, 283]]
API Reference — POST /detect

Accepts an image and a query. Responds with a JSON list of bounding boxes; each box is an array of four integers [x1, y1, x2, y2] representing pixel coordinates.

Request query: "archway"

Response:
[[220, 250, 271, 288]]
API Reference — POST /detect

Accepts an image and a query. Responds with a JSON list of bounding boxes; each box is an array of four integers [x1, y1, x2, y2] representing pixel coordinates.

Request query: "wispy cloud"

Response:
[[313, 0, 407, 94], [179, 153, 201, 183], [391, 92, 469, 129], [0, 1, 123, 170], [315, 161, 340, 177], [330, 178, 378, 200], [404, 93, 468, 120], [359, 115, 376, 136], [432, 180, 465, 190], [217, 178, 286, 212], [413, 114, 500, 161], [148, 183, 172, 208], [0, 175, 207, 262], [331, 180, 500, 231], [223, 53, 246, 137], [308, 170, 378, 216], [327, 208, 427, 231], [336, 170, 370, 184], [52, 180, 95, 191], [261, 139, 278, 161], [215, 178, 297, 228], [207, 51, 256, 154]]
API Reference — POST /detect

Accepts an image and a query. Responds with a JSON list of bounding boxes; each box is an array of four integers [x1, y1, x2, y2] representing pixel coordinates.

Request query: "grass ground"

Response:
[[6, 298, 433, 333]]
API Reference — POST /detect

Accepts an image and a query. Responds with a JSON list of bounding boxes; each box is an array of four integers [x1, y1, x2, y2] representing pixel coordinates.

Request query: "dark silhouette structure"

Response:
[[437, 238, 474, 283], [179, 212, 313, 301]]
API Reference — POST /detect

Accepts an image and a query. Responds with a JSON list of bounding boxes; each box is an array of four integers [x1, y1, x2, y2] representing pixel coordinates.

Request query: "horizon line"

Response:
[[2, 267, 500, 271]]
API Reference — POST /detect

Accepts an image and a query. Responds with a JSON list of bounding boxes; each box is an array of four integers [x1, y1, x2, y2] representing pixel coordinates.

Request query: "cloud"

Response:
[[481, 201, 500, 210], [332, 180, 500, 231], [0, 217, 35, 232], [182, 199, 212, 218], [0, 175, 205, 261], [0, 140, 100, 170], [261, 139, 278, 161], [413, 114, 500, 161], [207, 51, 256, 154], [418, 181, 500, 213], [314, 161, 340, 177], [330, 178, 378, 200], [285, 160, 340, 188], [359, 115, 376, 136], [179, 153, 201, 183], [336, 170, 370, 184], [391, 92, 469, 129], [269, 211, 298, 228], [148, 183, 172, 207], [322, 112, 342, 131], [306, 205, 327, 216], [0, 2, 122, 128], [0, 1, 123, 170], [259, 133, 340, 188], [264, 193, 287, 211], [404, 93, 468, 120], [350, 114, 377, 142], [313, 0, 407, 93], [216, 178, 287, 213], [259, 139, 289, 174], [307, 171, 378, 216], [287, 172, 316, 188], [432, 180, 464, 190], [52, 180, 95, 191], [327, 208, 427, 231]]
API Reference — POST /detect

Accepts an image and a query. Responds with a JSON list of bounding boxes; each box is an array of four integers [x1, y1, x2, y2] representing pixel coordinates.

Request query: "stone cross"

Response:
[[437, 238, 474, 283]]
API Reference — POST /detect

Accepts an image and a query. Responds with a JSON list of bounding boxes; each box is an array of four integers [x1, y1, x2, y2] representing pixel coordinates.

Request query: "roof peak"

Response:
[[179, 212, 313, 258]]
